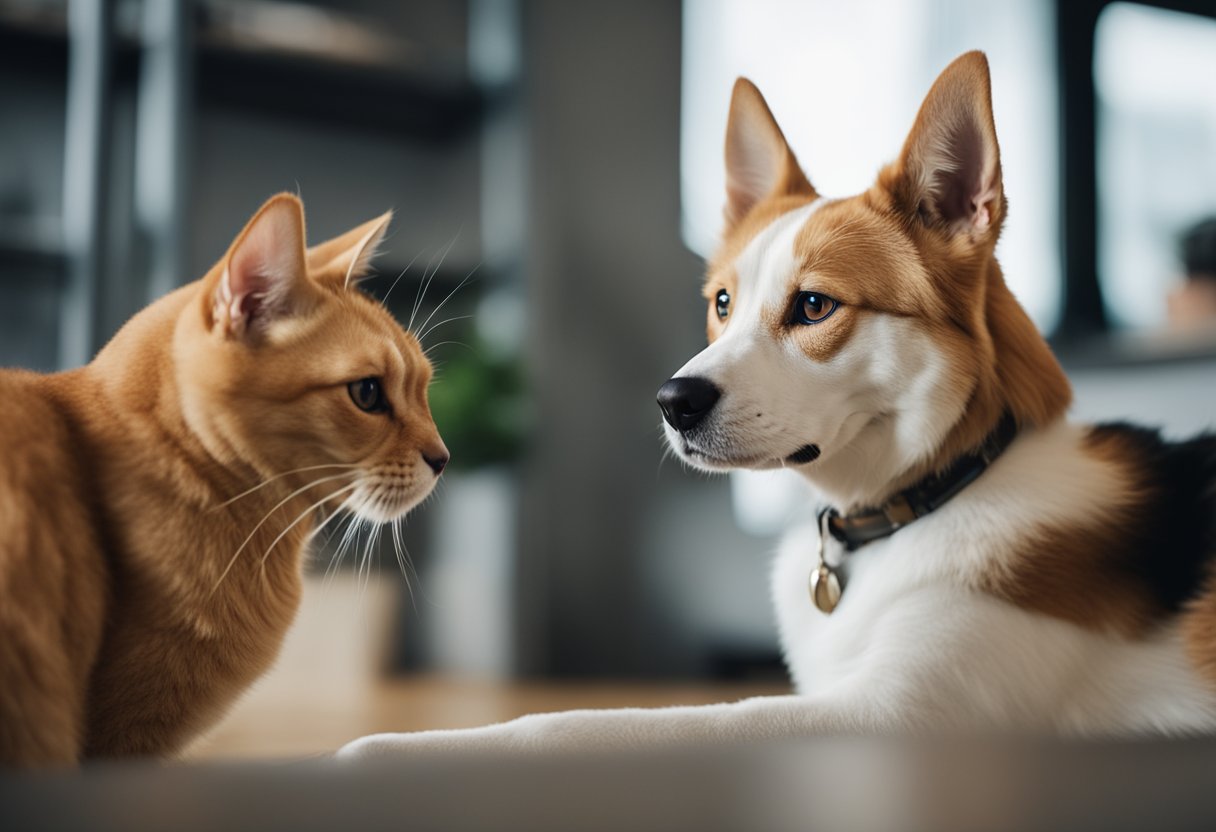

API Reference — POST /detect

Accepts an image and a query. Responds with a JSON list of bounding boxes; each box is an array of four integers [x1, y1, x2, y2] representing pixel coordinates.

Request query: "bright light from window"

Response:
[[1095, 3, 1216, 330]]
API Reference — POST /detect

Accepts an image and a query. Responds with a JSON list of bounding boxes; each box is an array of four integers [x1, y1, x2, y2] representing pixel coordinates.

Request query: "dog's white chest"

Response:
[[770, 521, 913, 695], [768, 509, 1216, 734]]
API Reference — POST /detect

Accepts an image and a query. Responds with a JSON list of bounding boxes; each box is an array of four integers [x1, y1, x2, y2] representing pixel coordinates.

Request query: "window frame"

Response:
[[1054, 0, 1216, 363]]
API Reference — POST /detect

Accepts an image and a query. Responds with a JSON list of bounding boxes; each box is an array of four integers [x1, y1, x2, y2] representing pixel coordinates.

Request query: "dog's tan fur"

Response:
[[707, 56, 1072, 501], [702, 53, 1216, 650], [0, 194, 444, 766]]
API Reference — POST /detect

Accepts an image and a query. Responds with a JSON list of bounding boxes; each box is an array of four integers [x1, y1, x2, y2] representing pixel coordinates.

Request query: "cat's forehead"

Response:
[[343, 291, 431, 376]]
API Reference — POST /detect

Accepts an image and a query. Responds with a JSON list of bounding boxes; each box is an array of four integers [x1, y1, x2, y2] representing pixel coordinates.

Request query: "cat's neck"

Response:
[[43, 282, 314, 602], [84, 282, 255, 504]]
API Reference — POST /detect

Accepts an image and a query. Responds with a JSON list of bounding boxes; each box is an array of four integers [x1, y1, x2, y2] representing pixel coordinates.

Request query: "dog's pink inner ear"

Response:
[[213, 196, 308, 337], [927, 118, 999, 232], [898, 51, 1002, 236]]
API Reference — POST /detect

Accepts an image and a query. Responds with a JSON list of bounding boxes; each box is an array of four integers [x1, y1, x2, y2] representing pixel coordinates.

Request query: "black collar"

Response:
[[822, 412, 1019, 551]]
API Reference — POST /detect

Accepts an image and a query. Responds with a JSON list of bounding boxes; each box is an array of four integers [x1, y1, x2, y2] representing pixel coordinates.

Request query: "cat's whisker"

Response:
[[307, 495, 353, 545], [409, 246, 444, 331], [304, 494, 353, 570], [258, 481, 361, 570], [407, 260, 431, 331], [391, 517, 421, 613], [409, 233, 459, 332], [421, 340, 473, 358], [381, 249, 424, 309], [357, 511, 381, 611], [413, 263, 479, 343], [325, 492, 370, 586], [210, 471, 358, 596], [359, 515, 384, 612], [212, 463, 359, 510], [418, 314, 474, 345]]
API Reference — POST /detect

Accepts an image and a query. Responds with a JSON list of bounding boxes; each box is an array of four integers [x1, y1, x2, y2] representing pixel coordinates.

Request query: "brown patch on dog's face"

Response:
[[753, 198, 935, 365], [704, 193, 817, 344], [793, 198, 935, 317]]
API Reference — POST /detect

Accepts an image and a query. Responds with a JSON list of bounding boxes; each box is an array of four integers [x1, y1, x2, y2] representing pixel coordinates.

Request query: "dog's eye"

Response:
[[791, 292, 839, 325], [348, 377, 388, 413], [715, 289, 731, 320]]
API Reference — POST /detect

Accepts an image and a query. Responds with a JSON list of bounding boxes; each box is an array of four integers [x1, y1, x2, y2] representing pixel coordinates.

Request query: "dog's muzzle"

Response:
[[656, 376, 720, 433]]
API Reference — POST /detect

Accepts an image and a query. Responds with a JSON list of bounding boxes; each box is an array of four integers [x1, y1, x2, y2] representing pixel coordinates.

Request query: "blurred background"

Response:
[[1, 0, 1215, 759]]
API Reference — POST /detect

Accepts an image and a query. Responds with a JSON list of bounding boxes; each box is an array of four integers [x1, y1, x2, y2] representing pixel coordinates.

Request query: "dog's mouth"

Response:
[[785, 444, 821, 465], [680, 439, 822, 471]]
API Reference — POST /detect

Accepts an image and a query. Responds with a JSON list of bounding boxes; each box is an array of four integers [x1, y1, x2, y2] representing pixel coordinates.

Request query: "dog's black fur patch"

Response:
[[1090, 423, 1216, 614]]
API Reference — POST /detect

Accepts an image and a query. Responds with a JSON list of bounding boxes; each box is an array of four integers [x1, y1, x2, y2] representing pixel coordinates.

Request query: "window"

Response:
[[1095, 2, 1216, 331]]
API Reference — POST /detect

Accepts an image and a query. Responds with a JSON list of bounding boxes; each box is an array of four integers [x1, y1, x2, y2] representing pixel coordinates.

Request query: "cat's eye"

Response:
[[791, 291, 839, 325], [715, 289, 731, 320], [348, 377, 388, 413]]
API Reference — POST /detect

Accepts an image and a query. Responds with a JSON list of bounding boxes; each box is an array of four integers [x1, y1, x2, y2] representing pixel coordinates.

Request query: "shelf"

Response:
[[193, 43, 483, 143], [0, 217, 66, 271], [0, 7, 487, 143]]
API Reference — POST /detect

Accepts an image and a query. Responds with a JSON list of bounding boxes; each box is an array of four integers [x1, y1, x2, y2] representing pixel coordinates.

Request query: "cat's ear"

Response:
[[724, 78, 815, 228], [885, 51, 1003, 238], [306, 210, 392, 289], [210, 193, 309, 338]]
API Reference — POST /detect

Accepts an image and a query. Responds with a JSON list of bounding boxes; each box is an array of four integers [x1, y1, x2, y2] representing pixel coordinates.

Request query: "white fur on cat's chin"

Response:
[[349, 473, 436, 523]]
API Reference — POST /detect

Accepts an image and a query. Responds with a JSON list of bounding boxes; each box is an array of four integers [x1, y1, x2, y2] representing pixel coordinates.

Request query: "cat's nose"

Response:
[[423, 449, 449, 475], [657, 376, 720, 432]]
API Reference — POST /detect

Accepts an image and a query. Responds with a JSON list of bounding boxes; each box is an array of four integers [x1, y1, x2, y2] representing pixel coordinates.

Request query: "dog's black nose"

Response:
[[657, 377, 721, 432]]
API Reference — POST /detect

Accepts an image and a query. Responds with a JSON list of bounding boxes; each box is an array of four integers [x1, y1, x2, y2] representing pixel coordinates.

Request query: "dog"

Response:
[[341, 51, 1216, 758]]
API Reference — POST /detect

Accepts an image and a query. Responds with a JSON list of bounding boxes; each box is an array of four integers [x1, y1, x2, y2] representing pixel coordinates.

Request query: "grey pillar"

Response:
[[515, 0, 705, 676], [136, 0, 193, 301], [60, 0, 114, 368]]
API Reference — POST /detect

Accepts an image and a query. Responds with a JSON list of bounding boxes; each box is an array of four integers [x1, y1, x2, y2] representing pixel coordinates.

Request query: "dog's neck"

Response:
[[825, 412, 1019, 549], [803, 259, 1072, 513]]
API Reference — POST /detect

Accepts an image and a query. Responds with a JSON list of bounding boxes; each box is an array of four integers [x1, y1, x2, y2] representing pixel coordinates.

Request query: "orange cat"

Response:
[[0, 194, 448, 766]]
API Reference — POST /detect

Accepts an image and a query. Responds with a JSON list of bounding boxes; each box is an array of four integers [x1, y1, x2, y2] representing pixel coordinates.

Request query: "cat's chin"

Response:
[[349, 482, 436, 524]]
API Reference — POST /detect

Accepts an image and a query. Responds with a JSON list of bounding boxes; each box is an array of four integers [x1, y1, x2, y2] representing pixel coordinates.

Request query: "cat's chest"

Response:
[[85, 564, 304, 755]]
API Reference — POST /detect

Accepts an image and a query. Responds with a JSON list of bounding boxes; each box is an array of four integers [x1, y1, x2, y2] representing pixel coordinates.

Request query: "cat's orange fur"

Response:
[[0, 194, 447, 766]]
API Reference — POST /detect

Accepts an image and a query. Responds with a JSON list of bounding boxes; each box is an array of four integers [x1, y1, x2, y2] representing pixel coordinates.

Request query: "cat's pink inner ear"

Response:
[[214, 197, 307, 336]]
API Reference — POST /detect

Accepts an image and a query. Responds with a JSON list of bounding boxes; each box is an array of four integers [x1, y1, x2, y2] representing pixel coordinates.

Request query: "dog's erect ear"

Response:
[[306, 210, 393, 289], [889, 51, 1002, 238], [724, 78, 816, 227], [209, 193, 311, 338]]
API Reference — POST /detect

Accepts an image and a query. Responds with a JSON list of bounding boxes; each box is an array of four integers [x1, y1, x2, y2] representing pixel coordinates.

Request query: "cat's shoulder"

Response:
[[0, 369, 86, 481]]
